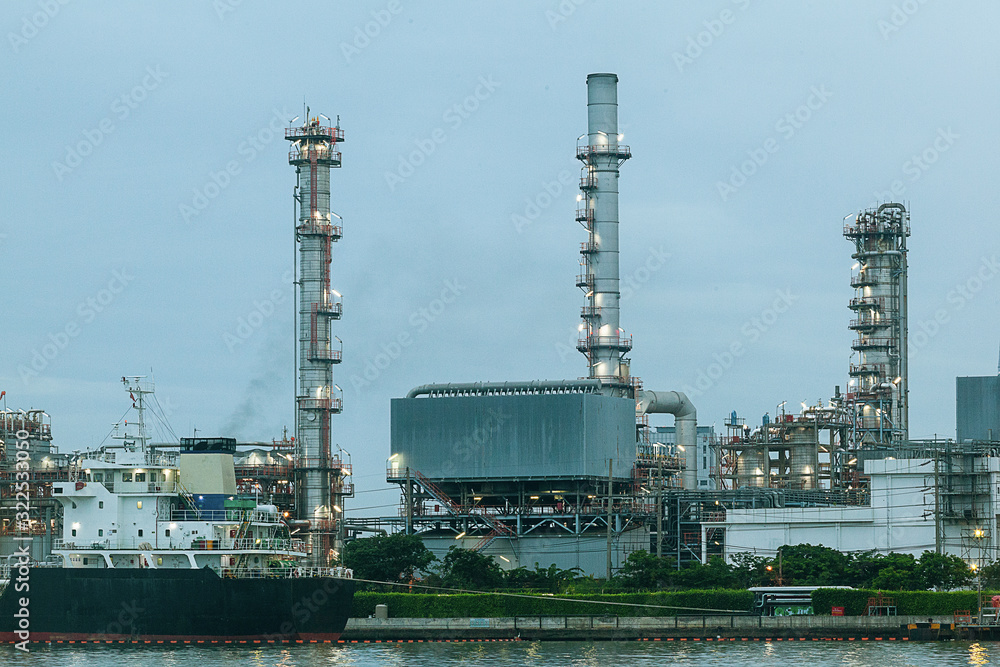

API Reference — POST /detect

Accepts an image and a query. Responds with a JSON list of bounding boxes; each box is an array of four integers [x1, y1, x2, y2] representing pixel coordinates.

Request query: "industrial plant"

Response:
[[3, 74, 1000, 579], [361, 73, 1000, 576]]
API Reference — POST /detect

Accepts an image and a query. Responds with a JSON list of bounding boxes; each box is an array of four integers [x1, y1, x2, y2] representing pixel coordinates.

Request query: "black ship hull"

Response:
[[0, 567, 354, 643]]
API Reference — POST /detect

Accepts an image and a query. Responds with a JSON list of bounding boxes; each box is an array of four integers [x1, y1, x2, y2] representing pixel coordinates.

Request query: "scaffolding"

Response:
[[844, 203, 910, 447], [713, 406, 853, 491]]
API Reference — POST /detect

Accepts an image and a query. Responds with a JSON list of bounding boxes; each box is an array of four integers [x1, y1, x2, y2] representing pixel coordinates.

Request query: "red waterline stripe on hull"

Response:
[[1, 633, 341, 644]]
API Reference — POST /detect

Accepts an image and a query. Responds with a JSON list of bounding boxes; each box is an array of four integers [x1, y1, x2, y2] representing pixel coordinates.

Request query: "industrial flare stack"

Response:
[[286, 114, 351, 566]]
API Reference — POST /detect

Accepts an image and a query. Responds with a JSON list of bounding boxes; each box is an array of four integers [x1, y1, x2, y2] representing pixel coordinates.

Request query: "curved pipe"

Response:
[[636, 390, 698, 489], [406, 380, 605, 399]]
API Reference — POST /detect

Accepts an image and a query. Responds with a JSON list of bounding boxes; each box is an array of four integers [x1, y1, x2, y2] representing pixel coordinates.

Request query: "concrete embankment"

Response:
[[342, 615, 957, 641]]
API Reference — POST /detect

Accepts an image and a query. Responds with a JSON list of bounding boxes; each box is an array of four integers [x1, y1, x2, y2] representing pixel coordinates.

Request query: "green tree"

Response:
[[341, 533, 436, 588], [730, 552, 770, 588], [504, 563, 582, 592], [615, 550, 673, 591], [979, 559, 1000, 589], [435, 546, 504, 590], [671, 556, 739, 590], [772, 544, 848, 585], [917, 551, 973, 591]]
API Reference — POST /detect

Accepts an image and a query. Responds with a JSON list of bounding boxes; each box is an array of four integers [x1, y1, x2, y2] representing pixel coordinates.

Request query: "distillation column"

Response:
[[845, 203, 909, 445], [576, 73, 633, 396], [286, 116, 346, 565]]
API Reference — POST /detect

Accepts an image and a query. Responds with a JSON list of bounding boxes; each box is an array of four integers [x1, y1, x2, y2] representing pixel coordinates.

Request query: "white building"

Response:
[[709, 456, 1000, 566]]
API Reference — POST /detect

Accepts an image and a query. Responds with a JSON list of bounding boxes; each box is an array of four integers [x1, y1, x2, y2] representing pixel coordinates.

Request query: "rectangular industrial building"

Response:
[[390, 393, 636, 481], [957, 375, 1000, 442]]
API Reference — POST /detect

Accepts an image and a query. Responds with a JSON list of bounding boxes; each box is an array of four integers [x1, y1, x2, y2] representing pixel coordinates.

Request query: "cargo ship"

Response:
[[1, 378, 354, 644]]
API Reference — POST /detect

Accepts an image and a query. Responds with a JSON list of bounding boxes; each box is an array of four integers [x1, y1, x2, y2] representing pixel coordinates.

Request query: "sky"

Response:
[[2, 1, 999, 518]]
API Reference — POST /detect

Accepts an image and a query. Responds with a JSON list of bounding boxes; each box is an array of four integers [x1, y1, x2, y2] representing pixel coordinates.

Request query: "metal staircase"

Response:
[[409, 469, 515, 552]]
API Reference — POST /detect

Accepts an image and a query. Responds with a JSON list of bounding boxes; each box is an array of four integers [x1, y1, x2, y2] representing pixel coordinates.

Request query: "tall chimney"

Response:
[[576, 73, 633, 396]]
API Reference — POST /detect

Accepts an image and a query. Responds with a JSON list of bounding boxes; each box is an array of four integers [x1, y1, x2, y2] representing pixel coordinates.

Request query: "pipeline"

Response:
[[406, 380, 605, 399], [636, 390, 698, 489]]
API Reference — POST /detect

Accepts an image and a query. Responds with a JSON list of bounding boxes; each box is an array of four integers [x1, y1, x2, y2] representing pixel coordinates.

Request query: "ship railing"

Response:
[[169, 509, 282, 523], [220, 566, 354, 579], [228, 537, 306, 552]]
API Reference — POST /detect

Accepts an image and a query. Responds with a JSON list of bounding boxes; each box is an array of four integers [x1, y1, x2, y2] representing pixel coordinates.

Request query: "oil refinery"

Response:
[[3, 73, 1000, 581]]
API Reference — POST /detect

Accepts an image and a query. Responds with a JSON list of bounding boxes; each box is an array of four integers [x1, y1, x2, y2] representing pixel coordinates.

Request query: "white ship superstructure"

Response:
[[50, 377, 345, 577]]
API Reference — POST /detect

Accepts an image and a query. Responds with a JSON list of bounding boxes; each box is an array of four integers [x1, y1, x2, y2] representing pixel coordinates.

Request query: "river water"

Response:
[[4, 641, 999, 666]]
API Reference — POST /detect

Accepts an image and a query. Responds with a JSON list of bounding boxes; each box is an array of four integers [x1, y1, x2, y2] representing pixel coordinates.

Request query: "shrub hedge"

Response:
[[352, 590, 754, 618], [811, 588, 987, 616]]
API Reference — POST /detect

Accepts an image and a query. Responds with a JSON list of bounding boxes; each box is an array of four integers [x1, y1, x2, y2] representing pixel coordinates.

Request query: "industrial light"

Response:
[[388, 453, 400, 461], [332, 505, 342, 513], [498, 556, 510, 563], [617, 133, 624, 141], [852, 262, 860, 270], [893, 377, 902, 385], [455, 531, 466, 540], [677, 445, 685, 452], [530, 496, 539, 500], [576, 194, 583, 202], [975, 528, 985, 538], [473, 496, 482, 501]]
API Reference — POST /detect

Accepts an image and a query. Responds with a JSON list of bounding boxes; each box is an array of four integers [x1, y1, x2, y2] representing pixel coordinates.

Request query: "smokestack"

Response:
[[576, 73, 632, 396]]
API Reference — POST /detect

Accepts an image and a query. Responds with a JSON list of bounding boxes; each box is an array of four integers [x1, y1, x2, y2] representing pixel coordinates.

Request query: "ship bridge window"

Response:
[[138, 529, 143, 537], [122, 472, 133, 482], [165, 529, 170, 537], [98, 529, 103, 537], [136, 473, 146, 482], [93, 473, 103, 482], [99, 501, 104, 509], [71, 529, 77, 537]]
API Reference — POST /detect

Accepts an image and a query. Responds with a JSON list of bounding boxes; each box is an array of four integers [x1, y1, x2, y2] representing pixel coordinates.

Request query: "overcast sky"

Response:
[[3, 1, 998, 516]]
